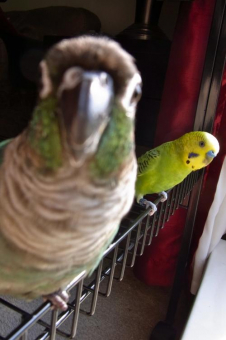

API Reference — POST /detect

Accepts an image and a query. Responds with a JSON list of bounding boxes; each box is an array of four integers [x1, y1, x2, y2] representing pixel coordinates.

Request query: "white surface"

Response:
[[191, 156, 226, 294], [182, 239, 226, 340]]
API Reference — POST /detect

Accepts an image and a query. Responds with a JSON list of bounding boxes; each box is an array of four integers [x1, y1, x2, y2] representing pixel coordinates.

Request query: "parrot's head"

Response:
[[178, 131, 219, 171], [30, 36, 141, 175]]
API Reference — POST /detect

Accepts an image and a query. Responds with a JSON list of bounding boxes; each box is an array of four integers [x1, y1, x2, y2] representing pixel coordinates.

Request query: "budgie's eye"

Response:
[[199, 141, 205, 147], [130, 84, 142, 105]]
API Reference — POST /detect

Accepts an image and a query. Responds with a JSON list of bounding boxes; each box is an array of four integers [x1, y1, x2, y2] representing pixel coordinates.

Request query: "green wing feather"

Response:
[[137, 148, 160, 176]]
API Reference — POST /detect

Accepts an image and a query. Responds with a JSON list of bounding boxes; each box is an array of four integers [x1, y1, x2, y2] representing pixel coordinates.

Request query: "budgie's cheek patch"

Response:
[[188, 152, 199, 159]]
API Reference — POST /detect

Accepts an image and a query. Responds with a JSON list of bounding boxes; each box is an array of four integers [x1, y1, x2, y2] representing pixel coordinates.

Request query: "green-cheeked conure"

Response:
[[0, 36, 142, 310]]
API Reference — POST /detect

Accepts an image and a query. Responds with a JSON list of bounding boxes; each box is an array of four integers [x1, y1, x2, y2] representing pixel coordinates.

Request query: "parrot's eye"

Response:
[[122, 73, 142, 115], [199, 141, 205, 147], [130, 84, 142, 105]]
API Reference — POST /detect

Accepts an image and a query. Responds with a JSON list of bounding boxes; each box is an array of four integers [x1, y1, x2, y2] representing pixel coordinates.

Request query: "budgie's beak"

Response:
[[204, 150, 217, 165], [206, 150, 216, 158], [59, 67, 114, 159]]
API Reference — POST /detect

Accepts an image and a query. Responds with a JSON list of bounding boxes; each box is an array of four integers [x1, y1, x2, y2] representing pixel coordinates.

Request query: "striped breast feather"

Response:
[[137, 148, 160, 176]]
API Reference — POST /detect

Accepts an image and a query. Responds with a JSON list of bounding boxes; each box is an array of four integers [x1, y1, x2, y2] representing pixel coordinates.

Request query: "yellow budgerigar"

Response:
[[136, 131, 219, 214]]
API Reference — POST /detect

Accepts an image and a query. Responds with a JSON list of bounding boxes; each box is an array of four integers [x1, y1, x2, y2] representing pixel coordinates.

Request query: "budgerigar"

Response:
[[0, 36, 142, 310], [136, 131, 219, 214]]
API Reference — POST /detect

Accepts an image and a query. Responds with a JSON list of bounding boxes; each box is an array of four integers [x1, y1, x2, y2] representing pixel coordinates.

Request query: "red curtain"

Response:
[[134, 0, 216, 286]]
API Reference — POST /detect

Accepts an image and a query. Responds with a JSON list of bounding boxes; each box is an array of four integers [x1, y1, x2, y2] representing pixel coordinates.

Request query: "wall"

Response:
[[1, 0, 136, 36]]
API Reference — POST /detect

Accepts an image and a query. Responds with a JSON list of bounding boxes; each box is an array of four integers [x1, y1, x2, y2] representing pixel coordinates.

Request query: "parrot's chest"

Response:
[[0, 155, 137, 274]]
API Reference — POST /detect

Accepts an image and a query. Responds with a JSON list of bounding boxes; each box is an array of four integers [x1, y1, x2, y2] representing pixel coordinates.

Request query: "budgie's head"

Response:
[[30, 36, 141, 174], [177, 131, 219, 171]]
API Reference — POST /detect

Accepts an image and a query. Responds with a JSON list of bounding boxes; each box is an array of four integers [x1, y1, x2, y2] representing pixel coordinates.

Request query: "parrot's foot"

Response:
[[139, 198, 157, 216], [158, 191, 168, 202], [43, 289, 69, 311]]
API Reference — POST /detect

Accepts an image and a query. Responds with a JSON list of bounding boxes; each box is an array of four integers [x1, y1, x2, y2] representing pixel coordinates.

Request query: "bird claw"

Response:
[[139, 198, 157, 216], [158, 191, 168, 202], [43, 289, 69, 311]]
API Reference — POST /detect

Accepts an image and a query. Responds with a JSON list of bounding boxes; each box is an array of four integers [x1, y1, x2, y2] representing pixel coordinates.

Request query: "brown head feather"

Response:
[[43, 36, 137, 97]]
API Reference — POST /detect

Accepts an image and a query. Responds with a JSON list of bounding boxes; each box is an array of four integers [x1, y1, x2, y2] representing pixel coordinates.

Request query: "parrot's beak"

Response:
[[59, 67, 114, 160], [74, 71, 114, 147]]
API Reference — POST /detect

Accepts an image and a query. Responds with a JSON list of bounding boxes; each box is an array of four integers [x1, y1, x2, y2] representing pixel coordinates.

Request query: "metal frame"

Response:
[[0, 171, 199, 340]]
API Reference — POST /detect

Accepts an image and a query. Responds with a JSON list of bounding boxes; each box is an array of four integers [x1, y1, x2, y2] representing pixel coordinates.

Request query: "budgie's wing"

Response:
[[0, 139, 12, 164], [137, 148, 160, 176]]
